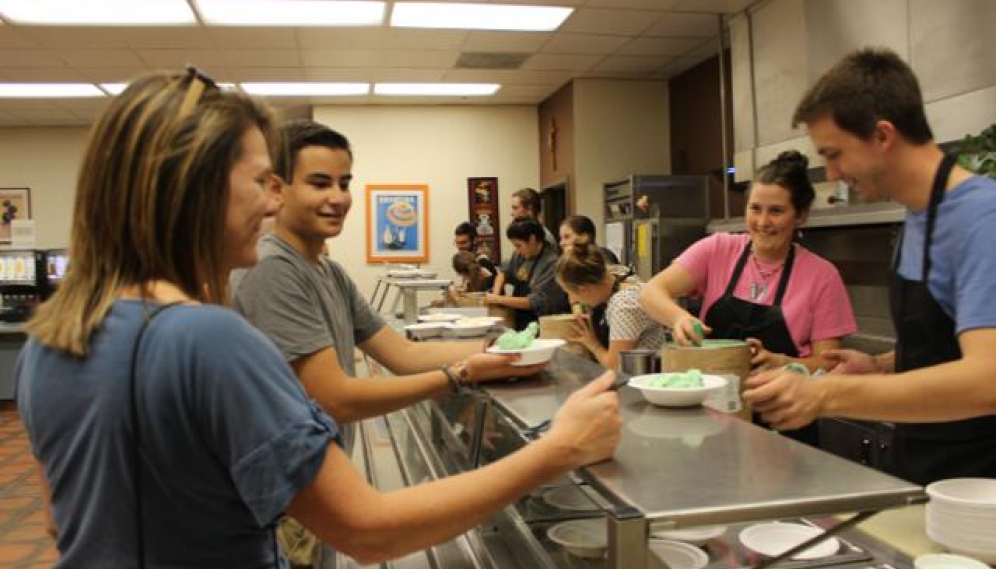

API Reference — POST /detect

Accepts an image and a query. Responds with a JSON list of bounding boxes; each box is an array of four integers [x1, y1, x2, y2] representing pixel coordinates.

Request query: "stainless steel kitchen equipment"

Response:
[[604, 175, 711, 281], [340, 346, 927, 569]]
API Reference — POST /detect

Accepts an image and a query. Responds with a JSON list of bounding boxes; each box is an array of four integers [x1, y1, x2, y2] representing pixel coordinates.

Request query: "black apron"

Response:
[[886, 153, 996, 485], [704, 242, 820, 446], [511, 243, 547, 330]]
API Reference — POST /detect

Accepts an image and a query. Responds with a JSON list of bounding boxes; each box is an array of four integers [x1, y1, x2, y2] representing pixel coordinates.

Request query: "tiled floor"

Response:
[[0, 404, 59, 568]]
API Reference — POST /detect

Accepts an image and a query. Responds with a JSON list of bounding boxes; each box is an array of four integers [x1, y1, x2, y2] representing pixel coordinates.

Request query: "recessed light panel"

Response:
[[391, 2, 572, 32], [240, 83, 370, 96], [374, 83, 500, 96], [0, 0, 196, 25], [195, 0, 385, 26], [0, 84, 107, 98]]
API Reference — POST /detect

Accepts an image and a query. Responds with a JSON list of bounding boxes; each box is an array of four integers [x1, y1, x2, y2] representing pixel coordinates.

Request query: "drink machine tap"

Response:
[[0, 249, 44, 323]]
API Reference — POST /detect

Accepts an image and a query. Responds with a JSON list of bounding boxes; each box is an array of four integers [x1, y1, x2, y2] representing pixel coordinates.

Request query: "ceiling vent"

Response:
[[455, 52, 530, 70]]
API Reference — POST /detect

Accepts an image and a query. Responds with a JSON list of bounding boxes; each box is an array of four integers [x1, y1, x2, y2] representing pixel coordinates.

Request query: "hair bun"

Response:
[[774, 150, 809, 170]]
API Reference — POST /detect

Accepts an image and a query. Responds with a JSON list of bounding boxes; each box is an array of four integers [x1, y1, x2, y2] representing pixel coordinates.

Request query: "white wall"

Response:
[[573, 79, 670, 230], [0, 127, 87, 249], [313, 105, 540, 298], [731, 0, 996, 179]]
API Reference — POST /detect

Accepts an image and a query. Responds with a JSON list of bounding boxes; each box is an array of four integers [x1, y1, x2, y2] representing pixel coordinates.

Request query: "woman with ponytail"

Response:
[[555, 243, 666, 370]]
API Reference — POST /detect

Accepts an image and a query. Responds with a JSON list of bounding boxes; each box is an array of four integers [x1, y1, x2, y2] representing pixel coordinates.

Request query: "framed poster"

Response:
[[467, 177, 500, 263], [365, 184, 429, 263], [0, 188, 31, 245]]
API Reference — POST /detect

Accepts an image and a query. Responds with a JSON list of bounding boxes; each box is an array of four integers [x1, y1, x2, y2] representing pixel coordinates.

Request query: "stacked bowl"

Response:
[[925, 478, 996, 563]]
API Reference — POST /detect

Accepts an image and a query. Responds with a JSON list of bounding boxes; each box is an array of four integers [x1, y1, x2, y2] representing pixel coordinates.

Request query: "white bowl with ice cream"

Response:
[[487, 338, 565, 366], [628, 371, 727, 407]]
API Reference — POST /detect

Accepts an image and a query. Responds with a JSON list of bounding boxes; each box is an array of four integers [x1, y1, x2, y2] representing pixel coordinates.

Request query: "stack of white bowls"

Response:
[[925, 478, 996, 563]]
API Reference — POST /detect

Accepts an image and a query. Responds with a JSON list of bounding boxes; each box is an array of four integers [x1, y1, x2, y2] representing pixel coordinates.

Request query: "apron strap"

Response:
[[771, 244, 796, 307], [923, 154, 958, 280], [723, 241, 753, 298]]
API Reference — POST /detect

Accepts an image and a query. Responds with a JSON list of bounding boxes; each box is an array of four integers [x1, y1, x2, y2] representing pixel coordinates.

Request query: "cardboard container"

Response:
[[662, 339, 751, 419], [539, 314, 594, 360]]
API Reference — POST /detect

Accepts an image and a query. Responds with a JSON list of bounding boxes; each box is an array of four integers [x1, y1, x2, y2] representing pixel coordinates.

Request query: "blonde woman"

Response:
[[15, 70, 621, 567]]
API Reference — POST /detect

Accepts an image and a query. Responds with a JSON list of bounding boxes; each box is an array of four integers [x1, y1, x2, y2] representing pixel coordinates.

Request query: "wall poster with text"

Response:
[[467, 177, 500, 263], [365, 184, 429, 264]]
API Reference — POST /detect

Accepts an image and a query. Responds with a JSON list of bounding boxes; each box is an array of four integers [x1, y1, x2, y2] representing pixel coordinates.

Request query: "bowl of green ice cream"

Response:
[[628, 369, 727, 407]]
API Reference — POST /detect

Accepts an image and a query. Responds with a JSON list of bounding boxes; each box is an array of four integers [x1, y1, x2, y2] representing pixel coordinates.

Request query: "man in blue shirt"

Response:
[[744, 47, 996, 485]]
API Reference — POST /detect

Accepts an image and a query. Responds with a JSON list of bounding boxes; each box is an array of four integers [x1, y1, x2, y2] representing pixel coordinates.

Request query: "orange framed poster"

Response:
[[365, 184, 429, 263]]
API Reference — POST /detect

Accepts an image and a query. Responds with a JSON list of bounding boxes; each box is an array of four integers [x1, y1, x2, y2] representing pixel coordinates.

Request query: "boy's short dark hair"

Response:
[[275, 119, 353, 182], [506, 217, 545, 242], [454, 221, 477, 240], [793, 47, 933, 144]]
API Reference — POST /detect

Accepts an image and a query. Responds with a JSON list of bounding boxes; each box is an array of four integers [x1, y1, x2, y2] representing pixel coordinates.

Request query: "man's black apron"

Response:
[[703, 242, 820, 446], [887, 153, 996, 485]]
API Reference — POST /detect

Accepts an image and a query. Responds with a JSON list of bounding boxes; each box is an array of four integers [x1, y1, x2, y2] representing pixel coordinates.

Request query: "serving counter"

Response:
[[344, 347, 930, 569]]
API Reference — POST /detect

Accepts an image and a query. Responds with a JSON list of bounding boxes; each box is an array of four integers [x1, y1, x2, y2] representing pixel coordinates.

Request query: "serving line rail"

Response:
[[481, 351, 927, 569]]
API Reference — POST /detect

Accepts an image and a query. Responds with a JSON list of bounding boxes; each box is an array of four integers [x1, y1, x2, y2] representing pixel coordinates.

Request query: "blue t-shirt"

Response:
[[15, 301, 339, 568], [898, 175, 996, 334]]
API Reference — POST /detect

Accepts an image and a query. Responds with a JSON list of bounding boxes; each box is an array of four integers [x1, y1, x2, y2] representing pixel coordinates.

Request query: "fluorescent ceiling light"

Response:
[[391, 2, 572, 31], [240, 83, 370, 96], [195, 0, 385, 26], [0, 0, 196, 25], [0, 83, 106, 98], [100, 82, 237, 95], [374, 83, 500, 96]]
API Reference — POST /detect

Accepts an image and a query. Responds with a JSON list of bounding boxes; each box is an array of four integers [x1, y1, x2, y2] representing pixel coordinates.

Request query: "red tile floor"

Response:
[[0, 403, 59, 568]]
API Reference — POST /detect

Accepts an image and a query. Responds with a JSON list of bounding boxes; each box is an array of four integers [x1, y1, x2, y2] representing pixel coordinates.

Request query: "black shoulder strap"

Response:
[[129, 301, 182, 569]]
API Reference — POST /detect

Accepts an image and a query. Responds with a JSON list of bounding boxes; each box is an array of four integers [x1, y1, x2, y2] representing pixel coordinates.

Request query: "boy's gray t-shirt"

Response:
[[233, 233, 386, 376]]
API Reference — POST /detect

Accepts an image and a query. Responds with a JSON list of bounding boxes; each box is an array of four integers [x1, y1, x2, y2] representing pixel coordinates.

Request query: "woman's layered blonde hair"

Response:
[[28, 71, 278, 356]]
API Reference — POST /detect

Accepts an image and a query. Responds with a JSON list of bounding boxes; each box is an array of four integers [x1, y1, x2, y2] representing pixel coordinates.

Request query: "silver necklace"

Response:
[[749, 254, 784, 301]]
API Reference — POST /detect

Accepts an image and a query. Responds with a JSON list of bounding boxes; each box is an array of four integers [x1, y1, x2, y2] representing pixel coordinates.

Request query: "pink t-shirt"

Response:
[[674, 233, 857, 357]]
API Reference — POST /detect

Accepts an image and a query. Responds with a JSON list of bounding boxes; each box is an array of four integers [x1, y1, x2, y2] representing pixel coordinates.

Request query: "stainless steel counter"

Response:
[[483, 351, 925, 568]]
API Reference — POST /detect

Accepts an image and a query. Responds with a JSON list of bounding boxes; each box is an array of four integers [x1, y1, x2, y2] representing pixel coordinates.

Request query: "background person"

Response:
[[559, 214, 620, 265], [556, 243, 666, 370], [510, 187, 558, 250], [16, 72, 622, 568], [745, 47, 996, 485], [486, 217, 569, 330], [453, 221, 497, 275], [639, 151, 857, 446]]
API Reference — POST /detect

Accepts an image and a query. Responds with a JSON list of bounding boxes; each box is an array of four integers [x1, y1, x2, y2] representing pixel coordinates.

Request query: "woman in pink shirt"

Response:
[[639, 151, 857, 445]]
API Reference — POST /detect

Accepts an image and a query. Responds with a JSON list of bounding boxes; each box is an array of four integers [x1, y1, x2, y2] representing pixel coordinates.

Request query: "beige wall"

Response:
[[0, 127, 87, 249], [573, 79, 670, 230], [313, 105, 540, 298], [731, 0, 996, 180]]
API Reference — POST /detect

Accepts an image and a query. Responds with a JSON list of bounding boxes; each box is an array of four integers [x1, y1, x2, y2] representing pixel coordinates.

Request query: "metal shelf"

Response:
[[707, 202, 906, 234]]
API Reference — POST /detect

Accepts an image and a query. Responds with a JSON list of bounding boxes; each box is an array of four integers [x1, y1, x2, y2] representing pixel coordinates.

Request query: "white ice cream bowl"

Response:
[[628, 373, 727, 407], [925, 478, 996, 562], [404, 322, 446, 340], [547, 518, 606, 558], [487, 338, 565, 366]]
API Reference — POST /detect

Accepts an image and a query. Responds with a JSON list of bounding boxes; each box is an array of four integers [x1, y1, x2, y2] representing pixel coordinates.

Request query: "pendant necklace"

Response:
[[750, 254, 783, 301]]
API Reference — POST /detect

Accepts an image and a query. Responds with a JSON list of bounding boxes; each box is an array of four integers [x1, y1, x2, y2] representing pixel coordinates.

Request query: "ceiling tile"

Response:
[[207, 27, 299, 50], [218, 50, 302, 68], [591, 54, 665, 74], [616, 36, 703, 57], [55, 98, 113, 113], [673, 0, 758, 15], [9, 108, 81, 122], [302, 50, 457, 68], [587, 0, 683, 8], [56, 49, 145, 68], [0, 26, 39, 49], [442, 68, 574, 85], [296, 28, 467, 50], [461, 31, 550, 53], [645, 12, 722, 37], [542, 33, 629, 55], [1, 67, 87, 81], [560, 8, 661, 35], [0, 50, 67, 67], [523, 53, 601, 71], [211, 67, 311, 82], [122, 27, 214, 49], [137, 50, 228, 69], [74, 67, 151, 82], [367, 68, 447, 82], [17, 27, 131, 49]]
